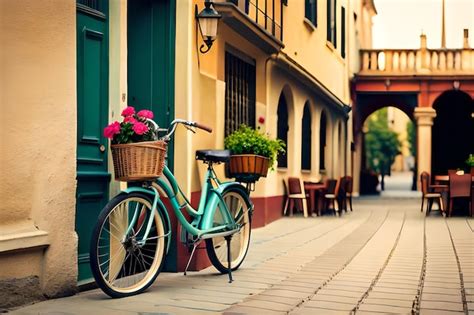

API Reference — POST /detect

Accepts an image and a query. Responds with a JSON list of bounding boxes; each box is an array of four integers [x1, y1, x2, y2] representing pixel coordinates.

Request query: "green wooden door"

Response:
[[127, 0, 175, 153], [76, 0, 110, 284], [127, 0, 176, 270]]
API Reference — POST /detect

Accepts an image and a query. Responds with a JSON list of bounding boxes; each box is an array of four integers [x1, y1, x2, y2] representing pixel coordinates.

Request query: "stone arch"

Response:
[[432, 89, 474, 175], [276, 84, 295, 168]]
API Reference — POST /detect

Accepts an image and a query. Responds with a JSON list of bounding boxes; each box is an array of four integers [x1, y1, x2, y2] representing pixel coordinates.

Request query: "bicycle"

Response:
[[89, 119, 254, 298]]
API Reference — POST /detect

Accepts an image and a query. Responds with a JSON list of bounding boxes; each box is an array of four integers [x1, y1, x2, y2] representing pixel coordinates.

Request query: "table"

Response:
[[434, 175, 474, 216], [304, 182, 326, 216]]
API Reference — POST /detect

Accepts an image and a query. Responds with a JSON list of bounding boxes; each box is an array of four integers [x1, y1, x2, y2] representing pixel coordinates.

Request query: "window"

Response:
[[277, 94, 289, 168], [305, 0, 317, 26], [301, 103, 312, 170], [327, 0, 337, 47], [320, 111, 327, 170], [341, 6, 346, 58], [225, 49, 256, 136]]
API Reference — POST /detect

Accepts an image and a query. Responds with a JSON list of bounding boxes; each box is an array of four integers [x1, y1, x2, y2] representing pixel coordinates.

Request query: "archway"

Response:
[[432, 90, 474, 175], [360, 106, 416, 195]]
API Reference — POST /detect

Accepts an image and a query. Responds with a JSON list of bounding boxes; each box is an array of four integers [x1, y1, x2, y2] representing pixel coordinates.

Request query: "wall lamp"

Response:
[[196, 0, 222, 54]]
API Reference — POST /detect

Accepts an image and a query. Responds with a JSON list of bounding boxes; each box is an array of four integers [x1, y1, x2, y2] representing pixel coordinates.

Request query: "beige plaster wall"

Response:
[[0, 0, 77, 298], [108, 0, 128, 195]]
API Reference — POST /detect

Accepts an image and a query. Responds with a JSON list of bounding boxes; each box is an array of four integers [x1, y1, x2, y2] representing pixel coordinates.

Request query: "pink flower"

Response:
[[124, 116, 137, 124], [103, 121, 121, 139], [132, 122, 149, 135], [137, 109, 154, 119], [121, 106, 135, 117]]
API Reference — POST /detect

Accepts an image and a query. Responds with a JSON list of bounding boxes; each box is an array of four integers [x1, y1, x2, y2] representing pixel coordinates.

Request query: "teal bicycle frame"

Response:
[[121, 163, 252, 251]]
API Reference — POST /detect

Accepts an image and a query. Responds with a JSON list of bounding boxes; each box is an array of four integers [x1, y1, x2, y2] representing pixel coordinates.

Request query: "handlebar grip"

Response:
[[193, 122, 213, 133]]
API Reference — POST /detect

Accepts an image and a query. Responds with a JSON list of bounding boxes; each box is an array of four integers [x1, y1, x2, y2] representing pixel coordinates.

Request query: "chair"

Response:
[[323, 178, 340, 216], [338, 177, 347, 212], [448, 169, 457, 176], [283, 177, 308, 217], [448, 174, 472, 217], [420, 172, 444, 215], [345, 176, 354, 212]]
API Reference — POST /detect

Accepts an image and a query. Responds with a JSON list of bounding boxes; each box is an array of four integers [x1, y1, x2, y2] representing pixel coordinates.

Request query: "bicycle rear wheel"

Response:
[[90, 192, 166, 298], [205, 187, 252, 273]]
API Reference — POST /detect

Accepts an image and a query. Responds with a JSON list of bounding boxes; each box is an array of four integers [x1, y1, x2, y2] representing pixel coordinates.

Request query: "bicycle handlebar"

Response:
[[149, 118, 212, 141], [193, 122, 213, 133]]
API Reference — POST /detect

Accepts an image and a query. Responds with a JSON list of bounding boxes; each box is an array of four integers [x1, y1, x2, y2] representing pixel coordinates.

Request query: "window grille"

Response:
[[78, 0, 101, 11], [327, 0, 337, 47], [341, 6, 346, 58], [225, 50, 256, 136], [305, 0, 317, 26]]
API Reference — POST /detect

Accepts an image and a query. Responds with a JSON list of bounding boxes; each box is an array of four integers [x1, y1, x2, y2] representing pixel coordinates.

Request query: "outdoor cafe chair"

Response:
[[344, 176, 354, 212], [283, 177, 309, 218], [448, 174, 472, 217], [420, 172, 444, 215], [323, 178, 340, 216]]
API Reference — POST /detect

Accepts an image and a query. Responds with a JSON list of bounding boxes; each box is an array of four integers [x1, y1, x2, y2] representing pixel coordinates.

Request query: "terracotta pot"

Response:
[[227, 154, 270, 182]]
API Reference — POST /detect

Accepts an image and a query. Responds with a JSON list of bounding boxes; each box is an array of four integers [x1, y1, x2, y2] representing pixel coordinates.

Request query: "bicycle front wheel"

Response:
[[90, 192, 166, 298], [205, 187, 252, 273]]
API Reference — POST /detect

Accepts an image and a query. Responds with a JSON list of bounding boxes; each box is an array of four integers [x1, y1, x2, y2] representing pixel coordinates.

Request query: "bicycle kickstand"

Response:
[[184, 241, 200, 276], [225, 235, 233, 283]]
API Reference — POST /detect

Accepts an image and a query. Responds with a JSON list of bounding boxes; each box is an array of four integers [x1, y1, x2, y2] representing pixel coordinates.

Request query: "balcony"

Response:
[[359, 48, 474, 76], [213, 0, 284, 54]]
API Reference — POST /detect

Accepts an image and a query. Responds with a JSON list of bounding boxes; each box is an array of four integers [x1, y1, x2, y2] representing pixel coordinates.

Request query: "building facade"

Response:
[[353, 32, 474, 194], [0, 0, 374, 307]]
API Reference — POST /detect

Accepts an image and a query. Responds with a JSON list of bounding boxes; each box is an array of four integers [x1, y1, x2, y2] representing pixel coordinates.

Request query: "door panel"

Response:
[[128, 0, 174, 136], [76, 1, 110, 284], [127, 0, 176, 270]]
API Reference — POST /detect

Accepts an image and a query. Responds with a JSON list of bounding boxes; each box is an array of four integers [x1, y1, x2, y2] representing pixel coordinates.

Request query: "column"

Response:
[[414, 107, 437, 190]]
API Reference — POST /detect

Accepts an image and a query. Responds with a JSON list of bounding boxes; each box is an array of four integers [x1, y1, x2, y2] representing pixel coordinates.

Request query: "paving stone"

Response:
[[420, 301, 464, 312], [419, 309, 464, 315], [251, 293, 301, 306], [224, 306, 285, 314], [311, 293, 359, 304], [421, 293, 462, 303], [422, 287, 461, 295], [362, 297, 413, 307], [357, 302, 411, 313], [300, 300, 354, 311]]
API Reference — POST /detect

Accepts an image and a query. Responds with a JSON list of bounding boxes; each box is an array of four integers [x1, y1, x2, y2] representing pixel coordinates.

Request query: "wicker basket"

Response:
[[227, 154, 270, 183], [111, 140, 167, 182]]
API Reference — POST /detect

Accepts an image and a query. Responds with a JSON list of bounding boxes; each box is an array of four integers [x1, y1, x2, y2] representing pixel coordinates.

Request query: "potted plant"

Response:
[[224, 125, 286, 183], [103, 106, 166, 181], [466, 154, 474, 174]]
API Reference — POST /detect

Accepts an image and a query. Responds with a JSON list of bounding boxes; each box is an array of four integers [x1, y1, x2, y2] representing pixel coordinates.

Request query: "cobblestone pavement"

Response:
[[11, 198, 473, 314]]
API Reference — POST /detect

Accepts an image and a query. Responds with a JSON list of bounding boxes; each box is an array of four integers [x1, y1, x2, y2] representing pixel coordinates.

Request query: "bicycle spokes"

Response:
[[94, 197, 164, 293]]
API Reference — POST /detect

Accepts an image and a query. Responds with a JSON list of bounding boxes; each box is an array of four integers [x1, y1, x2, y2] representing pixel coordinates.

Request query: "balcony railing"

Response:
[[360, 48, 474, 75], [225, 0, 283, 41]]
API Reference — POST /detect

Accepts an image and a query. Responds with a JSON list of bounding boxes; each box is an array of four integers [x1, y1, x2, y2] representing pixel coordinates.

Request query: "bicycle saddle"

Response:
[[195, 150, 231, 163]]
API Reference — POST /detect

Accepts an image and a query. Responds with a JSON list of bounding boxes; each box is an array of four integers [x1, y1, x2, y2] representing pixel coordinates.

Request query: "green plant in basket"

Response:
[[466, 154, 474, 167], [224, 125, 286, 170]]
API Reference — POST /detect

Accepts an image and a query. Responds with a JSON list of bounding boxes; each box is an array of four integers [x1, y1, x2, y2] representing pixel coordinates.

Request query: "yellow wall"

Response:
[[185, 0, 362, 199], [281, 0, 351, 104], [0, 0, 77, 299]]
